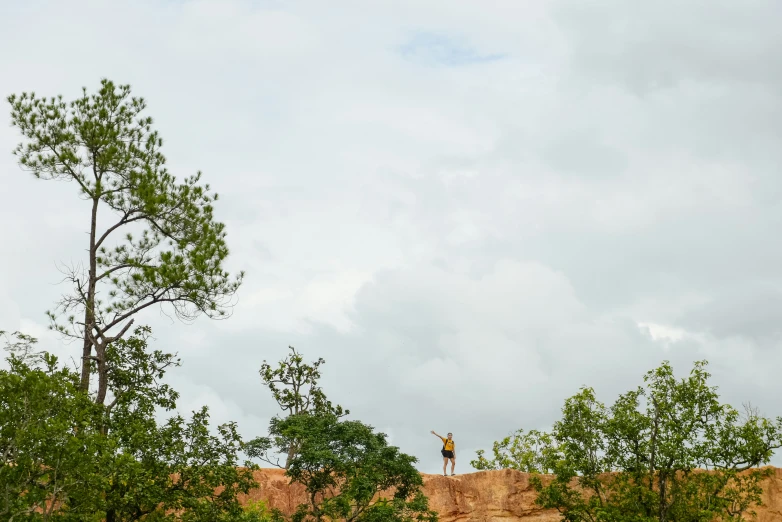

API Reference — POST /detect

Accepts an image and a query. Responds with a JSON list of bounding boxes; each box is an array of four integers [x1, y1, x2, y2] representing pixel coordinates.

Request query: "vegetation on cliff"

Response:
[[247, 348, 439, 522], [2, 80, 255, 522], [6, 78, 779, 522], [1, 79, 436, 521], [474, 360, 782, 521], [0, 327, 257, 522], [256, 346, 349, 469]]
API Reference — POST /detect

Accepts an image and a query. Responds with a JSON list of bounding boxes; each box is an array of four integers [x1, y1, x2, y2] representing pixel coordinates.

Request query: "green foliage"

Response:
[[259, 346, 348, 419], [471, 428, 558, 473], [260, 412, 438, 522], [0, 328, 258, 521], [255, 346, 348, 468], [4, 78, 254, 521], [0, 331, 106, 521], [479, 361, 782, 522], [238, 500, 274, 522], [7, 79, 243, 401]]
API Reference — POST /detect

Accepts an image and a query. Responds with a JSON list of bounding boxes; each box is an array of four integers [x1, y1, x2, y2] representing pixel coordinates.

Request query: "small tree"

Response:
[[258, 413, 438, 522], [471, 428, 558, 473], [239, 500, 275, 522], [257, 346, 348, 468], [8, 79, 243, 404], [527, 360, 782, 522]]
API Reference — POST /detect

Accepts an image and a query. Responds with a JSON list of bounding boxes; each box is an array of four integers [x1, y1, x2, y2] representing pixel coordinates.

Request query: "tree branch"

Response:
[[95, 211, 146, 250], [95, 263, 135, 283]]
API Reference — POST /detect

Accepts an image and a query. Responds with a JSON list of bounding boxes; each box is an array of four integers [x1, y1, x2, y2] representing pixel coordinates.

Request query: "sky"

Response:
[[1, 0, 782, 474]]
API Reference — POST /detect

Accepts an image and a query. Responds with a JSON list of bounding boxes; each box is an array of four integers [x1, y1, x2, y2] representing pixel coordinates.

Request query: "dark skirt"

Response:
[[441, 449, 454, 459]]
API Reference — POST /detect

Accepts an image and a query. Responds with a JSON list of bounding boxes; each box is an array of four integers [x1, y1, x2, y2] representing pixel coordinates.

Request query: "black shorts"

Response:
[[441, 449, 454, 459]]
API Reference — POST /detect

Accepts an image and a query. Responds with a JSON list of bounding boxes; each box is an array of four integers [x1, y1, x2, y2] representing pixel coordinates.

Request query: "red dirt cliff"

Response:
[[239, 467, 782, 521]]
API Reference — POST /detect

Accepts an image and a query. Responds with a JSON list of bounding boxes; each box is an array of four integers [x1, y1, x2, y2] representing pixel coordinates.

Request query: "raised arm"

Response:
[[431, 430, 443, 439]]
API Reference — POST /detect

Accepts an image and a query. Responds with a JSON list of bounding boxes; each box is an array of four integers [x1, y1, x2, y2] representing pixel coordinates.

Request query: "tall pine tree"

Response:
[[8, 79, 244, 404]]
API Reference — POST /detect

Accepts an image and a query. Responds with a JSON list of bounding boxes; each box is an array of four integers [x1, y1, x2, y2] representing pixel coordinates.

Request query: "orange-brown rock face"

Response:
[[240, 467, 782, 521], [421, 469, 558, 521]]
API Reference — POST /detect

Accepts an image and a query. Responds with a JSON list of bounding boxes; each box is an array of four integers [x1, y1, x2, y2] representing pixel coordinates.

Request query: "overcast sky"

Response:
[[2, 0, 782, 474]]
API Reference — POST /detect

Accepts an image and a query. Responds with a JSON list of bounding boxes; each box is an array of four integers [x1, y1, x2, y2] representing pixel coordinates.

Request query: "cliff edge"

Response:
[[240, 467, 782, 521]]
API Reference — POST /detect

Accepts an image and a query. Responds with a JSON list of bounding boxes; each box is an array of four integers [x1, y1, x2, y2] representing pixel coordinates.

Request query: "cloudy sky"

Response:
[[2, 0, 782, 474]]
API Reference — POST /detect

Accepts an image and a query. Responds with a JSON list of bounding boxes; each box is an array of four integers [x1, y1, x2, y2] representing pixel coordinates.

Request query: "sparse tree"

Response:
[[471, 428, 558, 473], [257, 346, 348, 468], [8, 79, 243, 404]]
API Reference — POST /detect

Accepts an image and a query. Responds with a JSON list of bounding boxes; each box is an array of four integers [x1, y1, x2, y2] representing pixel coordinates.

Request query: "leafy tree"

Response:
[[471, 428, 558, 473], [257, 346, 348, 468], [524, 360, 782, 522], [249, 413, 437, 522], [0, 331, 106, 521], [8, 79, 244, 404], [0, 329, 258, 521], [532, 386, 613, 522], [76, 326, 257, 522]]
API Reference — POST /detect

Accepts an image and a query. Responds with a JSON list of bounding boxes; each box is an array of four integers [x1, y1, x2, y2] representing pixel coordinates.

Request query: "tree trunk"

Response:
[[79, 196, 100, 394], [95, 341, 109, 407], [285, 443, 297, 469], [658, 474, 667, 522], [79, 319, 92, 392]]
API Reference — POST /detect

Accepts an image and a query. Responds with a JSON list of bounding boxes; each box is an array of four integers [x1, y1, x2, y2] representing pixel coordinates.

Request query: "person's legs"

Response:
[[442, 457, 448, 475], [449, 457, 456, 475]]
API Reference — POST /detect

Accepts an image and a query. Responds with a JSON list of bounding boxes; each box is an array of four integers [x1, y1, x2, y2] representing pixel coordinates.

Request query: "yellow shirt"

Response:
[[441, 437, 455, 452]]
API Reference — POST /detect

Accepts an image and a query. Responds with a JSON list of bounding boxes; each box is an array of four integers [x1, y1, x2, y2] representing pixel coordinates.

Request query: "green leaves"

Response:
[[481, 360, 782, 522], [8, 79, 244, 401], [4, 79, 255, 520], [470, 429, 558, 473], [268, 413, 438, 522], [252, 348, 439, 521], [0, 332, 107, 520], [256, 346, 349, 468], [0, 328, 258, 521], [259, 346, 348, 419], [555, 386, 610, 479], [239, 500, 275, 522], [8, 82, 159, 201]]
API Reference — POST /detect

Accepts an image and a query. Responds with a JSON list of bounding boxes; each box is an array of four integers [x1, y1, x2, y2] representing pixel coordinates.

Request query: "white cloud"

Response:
[[1, 0, 781, 474]]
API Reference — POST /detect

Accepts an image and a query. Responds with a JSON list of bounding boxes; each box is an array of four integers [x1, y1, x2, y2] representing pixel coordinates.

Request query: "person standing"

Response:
[[431, 430, 455, 476]]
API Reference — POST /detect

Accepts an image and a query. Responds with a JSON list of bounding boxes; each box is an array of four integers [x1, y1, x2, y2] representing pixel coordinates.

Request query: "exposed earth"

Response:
[[239, 467, 782, 521]]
